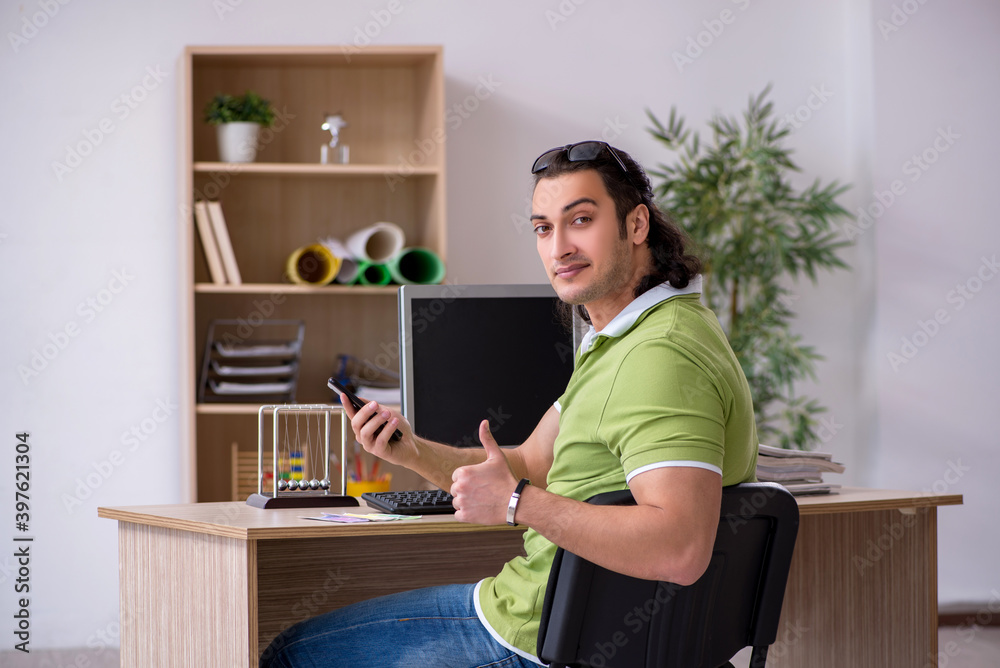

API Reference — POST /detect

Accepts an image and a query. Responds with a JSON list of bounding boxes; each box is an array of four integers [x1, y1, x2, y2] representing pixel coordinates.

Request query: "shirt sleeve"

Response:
[[596, 337, 728, 480]]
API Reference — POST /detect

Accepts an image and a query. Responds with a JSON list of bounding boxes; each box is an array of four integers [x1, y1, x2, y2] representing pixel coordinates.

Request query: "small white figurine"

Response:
[[321, 113, 349, 163]]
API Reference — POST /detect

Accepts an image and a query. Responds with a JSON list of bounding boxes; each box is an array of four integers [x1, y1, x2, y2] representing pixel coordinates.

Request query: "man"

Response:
[[261, 141, 758, 667]]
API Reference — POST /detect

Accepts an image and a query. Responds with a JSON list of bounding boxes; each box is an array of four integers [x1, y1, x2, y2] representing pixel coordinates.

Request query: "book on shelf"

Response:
[[193, 200, 227, 284], [206, 200, 241, 285], [757, 443, 845, 496]]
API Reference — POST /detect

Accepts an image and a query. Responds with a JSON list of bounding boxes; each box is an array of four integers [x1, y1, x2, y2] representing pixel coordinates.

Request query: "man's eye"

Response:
[[533, 225, 551, 235], [572, 216, 591, 225]]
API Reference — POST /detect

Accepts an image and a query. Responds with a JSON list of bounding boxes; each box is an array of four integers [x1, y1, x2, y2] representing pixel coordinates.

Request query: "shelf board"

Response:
[[193, 162, 440, 177], [197, 403, 401, 415], [194, 283, 399, 296], [187, 44, 442, 67]]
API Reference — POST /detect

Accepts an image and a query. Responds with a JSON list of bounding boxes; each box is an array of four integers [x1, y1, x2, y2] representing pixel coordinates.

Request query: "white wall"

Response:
[[0, 0, 995, 650], [869, 0, 1000, 606]]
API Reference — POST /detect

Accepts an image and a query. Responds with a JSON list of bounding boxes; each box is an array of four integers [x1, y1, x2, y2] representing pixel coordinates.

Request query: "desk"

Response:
[[775, 487, 961, 667], [99, 487, 961, 667]]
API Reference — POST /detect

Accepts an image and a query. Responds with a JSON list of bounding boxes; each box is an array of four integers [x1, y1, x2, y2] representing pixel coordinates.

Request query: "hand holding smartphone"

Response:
[[328, 377, 403, 442]]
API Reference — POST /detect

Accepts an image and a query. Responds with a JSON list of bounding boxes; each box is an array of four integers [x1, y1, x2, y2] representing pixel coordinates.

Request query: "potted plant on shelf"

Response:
[[647, 86, 852, 450], [203, 90, 276, 163]]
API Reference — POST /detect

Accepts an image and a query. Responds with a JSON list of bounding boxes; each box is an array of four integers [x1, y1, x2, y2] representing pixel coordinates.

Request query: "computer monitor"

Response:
[[398, 284, 579, 447]]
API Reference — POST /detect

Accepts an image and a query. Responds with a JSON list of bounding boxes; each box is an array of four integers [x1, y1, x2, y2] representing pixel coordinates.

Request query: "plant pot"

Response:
[[216, 122, 261, 163]]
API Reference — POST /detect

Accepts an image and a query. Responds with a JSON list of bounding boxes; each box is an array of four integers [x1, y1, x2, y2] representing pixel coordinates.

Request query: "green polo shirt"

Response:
[[474, 279, 758, 664]]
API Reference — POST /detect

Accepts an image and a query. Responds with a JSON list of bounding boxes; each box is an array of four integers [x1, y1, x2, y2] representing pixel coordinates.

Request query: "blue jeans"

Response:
[[259, 584, 543, 668]]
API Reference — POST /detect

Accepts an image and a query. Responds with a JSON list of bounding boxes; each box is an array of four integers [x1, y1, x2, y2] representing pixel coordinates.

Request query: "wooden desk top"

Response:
[[98, 487, 962, 541], [97, 498, 524, 541], [794, 486, 962, 515]]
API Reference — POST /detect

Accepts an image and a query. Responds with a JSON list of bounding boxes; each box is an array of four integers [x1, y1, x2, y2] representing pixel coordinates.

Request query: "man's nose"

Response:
[[550, 226, 575, 260]]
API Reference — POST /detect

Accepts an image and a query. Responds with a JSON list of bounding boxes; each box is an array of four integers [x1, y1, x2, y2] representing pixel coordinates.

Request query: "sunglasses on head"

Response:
[[530, 140, 630, 176]]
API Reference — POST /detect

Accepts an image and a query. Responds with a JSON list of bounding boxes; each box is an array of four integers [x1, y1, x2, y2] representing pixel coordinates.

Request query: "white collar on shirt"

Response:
[[578, 275, 703, 354]]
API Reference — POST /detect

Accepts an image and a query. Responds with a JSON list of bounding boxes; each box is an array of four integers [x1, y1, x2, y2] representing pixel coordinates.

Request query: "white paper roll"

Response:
[[320, 237, 361, 284], [334, 258, 360, 284], [345, 222, 405, 264]]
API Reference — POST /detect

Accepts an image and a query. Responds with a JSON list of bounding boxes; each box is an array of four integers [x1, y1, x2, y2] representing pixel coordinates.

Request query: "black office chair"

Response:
[[537, 482, 799, 668]]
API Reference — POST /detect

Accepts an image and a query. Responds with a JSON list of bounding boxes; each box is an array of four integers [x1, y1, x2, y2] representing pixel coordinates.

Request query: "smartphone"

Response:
[[328, 377, 403, 442]]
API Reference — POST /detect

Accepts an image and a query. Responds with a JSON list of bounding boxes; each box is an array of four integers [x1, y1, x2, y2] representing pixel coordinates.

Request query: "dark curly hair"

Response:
[[531, 142, 701, 322]]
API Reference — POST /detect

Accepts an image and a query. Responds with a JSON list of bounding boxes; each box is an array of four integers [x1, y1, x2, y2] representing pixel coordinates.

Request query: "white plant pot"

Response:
[[216, 122, 262, 163]]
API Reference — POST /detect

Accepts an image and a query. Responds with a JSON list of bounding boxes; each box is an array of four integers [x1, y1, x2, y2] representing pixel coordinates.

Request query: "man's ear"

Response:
[[630, 204, 650, 246]]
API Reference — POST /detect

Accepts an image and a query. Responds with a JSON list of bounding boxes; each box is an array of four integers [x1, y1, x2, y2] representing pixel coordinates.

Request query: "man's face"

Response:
[[531, 169, 636, 307]]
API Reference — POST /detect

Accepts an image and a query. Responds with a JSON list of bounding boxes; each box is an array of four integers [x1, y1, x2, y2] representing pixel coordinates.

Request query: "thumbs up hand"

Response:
[[451, 420, 518, 525]]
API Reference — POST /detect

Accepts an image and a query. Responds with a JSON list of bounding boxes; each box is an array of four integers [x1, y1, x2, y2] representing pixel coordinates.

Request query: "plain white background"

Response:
[[0, 0, 997, 651]]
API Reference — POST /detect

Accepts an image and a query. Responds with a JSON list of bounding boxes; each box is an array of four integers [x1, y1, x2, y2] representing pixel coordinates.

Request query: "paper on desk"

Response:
[[302, 514, 370, 523], [342, 512, 421, 521]]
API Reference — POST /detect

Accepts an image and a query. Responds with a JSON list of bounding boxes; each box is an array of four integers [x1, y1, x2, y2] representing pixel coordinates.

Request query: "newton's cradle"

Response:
[[246, 404, 359, 509]]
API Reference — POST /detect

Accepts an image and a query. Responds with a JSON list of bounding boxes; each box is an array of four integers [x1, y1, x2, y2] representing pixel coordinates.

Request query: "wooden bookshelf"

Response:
[[179, 46, 446, 502]]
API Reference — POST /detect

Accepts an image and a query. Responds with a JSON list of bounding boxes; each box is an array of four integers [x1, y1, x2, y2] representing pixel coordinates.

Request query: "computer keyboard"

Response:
[[361, 489, 455, 515]]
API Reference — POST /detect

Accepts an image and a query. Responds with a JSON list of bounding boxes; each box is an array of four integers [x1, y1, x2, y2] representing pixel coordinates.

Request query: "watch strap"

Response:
[[506, 478, 530, 526]]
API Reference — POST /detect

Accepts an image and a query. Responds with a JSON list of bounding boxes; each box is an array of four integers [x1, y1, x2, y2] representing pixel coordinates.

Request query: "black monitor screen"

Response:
[[400, 285, 577, 447]]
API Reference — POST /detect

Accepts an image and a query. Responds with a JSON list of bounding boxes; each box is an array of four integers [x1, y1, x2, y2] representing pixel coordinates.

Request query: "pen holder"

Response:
[[347, 474, 392, 497]]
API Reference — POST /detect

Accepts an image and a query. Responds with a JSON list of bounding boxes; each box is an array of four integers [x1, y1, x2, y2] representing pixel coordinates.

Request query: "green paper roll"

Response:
[[356, 261, 392, 286], [386, 247, 446, 285]]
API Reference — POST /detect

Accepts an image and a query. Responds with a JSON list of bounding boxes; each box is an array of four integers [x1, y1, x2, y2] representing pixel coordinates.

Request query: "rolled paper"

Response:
[[320, 237, 360, 284], [386, 247, 446, 285], [334, 257, 360, 284], [356, 261, 392, 286], [346, 222, 405, 263], [285, 244, 341, 285]]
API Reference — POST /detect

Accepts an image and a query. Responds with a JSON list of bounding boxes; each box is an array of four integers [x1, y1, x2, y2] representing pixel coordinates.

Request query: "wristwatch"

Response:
[[506, 478, 530, 526]]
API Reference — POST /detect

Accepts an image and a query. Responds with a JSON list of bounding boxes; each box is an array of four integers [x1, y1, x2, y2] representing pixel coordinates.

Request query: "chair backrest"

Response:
[[537, 482, 799, 668]]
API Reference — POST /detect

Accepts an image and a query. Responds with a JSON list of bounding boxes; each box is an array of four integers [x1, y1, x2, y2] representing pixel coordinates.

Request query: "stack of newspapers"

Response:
[[756, 444, 845, 496]]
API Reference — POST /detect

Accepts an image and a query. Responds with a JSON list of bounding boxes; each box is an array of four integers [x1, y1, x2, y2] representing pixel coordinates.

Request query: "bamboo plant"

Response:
[[647, 86, 851, 449]]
